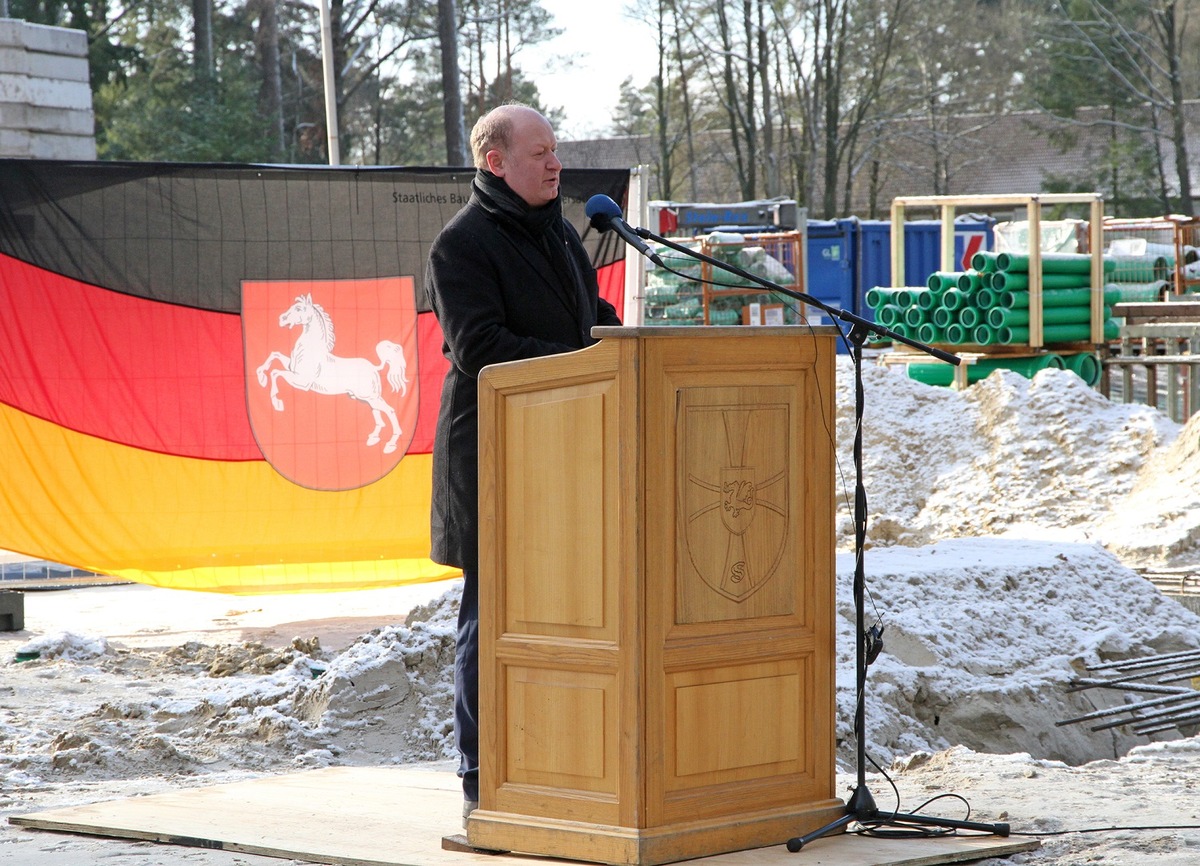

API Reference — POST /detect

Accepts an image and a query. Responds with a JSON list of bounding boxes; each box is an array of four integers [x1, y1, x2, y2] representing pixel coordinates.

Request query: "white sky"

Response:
[[521, 0, 662, 141]]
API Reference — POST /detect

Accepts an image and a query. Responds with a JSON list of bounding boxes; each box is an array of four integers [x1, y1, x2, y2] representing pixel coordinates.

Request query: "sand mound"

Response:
[[838, 362, 1179, 558], [844, 540, 1200, 769]]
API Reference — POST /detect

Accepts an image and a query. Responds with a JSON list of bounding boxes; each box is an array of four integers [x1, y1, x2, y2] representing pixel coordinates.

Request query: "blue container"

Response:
[[802, 216, 993, 352], [805, 219, 857, 320], [856, 218, 996, 311]]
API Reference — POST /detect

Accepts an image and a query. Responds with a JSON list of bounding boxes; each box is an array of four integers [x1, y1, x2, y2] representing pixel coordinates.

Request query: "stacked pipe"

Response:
[[866, 252, 1118, 347], [1102, 246, 1172, 303], [865, 250, 1111, 386], [973, 251, 1119, 344]]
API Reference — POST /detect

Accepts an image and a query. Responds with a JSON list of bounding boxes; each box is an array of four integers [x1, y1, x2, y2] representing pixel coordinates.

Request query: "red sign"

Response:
[[242, 277, 419, 490]]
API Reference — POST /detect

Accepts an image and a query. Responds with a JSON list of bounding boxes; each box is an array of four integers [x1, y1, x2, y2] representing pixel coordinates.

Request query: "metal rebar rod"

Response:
[[1133, 711, 1200, 735], [1157, 667, 1200, 684], [1085, 648, 1200, 671], [1089, 698, 1200, 732], [1056, 689, 1199, 727], [1070, 659, 1200, 689], [1067, 678, 1191, 696]]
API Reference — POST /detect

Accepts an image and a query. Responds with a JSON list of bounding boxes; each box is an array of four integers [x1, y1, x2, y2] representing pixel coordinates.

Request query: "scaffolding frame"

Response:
[[890, 193, 1106, 348]]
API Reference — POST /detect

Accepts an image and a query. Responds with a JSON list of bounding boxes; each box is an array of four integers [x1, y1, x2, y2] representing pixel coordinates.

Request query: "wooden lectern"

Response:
[[471, 326, 843, 865]]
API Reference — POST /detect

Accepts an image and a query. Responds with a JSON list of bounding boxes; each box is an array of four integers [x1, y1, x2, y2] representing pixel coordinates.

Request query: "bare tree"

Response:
[[251, 0, 286, 158], [193, 0, 214, 80], [460, 0, 559, 115], [322, 0, 439, 161], [438, 0, 468, 165], [766, 0, 909, 216], [670, 0, 702, 199], [1041, 0, 1196, 214]]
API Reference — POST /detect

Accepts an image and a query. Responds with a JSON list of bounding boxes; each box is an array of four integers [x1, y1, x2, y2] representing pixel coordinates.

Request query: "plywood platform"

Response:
[[9, 767, 1037, 866]]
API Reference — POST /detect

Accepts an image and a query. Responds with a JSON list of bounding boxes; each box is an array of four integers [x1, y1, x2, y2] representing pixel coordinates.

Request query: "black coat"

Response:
[[426, 181, 621, 571]]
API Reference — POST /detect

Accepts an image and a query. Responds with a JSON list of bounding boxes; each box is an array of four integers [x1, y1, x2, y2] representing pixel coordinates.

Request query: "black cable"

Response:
[[846, 758, 1200, 841], [858, 823, 959, 839], [1011, 824, 1200, 837]]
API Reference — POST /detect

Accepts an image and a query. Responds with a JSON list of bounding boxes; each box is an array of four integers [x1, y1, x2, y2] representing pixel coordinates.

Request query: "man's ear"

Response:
[[485, 149, 505, 176]]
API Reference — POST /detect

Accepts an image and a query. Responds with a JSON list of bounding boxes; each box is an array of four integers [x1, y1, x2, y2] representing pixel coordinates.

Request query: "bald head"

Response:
[[471, 104, 562, 207], [470, 104, 547, 168]]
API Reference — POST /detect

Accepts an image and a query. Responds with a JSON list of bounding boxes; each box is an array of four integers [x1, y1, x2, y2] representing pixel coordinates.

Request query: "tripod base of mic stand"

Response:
[[785, 784, 1010, 852]]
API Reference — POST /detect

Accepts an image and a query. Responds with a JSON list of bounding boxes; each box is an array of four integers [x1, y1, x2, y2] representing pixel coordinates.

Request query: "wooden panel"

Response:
[[505, 666, 617, 794], [503, 381, 612, 637], [478, 339, 634, 831], [676, 392, 795, 624], [672, 663, 802, 780]]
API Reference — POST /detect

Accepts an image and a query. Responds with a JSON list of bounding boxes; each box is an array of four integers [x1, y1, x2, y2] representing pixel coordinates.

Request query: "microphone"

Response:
[[585, 194, 663, 266]]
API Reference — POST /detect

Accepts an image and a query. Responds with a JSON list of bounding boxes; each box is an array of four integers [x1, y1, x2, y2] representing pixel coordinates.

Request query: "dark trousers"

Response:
[[455, 570, 479, 802]]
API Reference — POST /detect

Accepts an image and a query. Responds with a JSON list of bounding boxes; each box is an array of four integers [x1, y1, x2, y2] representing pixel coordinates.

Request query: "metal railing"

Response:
[[1101, 303, 1200, 423]]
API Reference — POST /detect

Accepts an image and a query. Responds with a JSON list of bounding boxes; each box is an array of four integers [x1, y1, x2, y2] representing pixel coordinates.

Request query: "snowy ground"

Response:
[[5, 359, 1200, 865]]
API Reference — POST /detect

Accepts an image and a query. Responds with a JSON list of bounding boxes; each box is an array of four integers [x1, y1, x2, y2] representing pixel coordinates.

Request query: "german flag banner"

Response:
[[0, 161, 630, 594]]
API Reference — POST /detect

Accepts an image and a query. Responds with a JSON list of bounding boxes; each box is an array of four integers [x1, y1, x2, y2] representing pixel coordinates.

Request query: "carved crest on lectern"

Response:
[[683, 405, 789, 602]]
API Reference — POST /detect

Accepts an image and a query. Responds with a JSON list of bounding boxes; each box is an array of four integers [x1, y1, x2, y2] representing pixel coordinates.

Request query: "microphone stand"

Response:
[[630, 226, 1011, 852]]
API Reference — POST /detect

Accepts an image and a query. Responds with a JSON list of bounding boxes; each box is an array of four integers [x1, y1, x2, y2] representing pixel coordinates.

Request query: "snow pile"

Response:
[[2, 641, 322, 779], [290, 589, 458, 766], [838, 362, 1179, 556], [841, 539, 1200, 769], [0, 591, 460, 787], [1096, 409, 1200, 566], [15, 631, 109, 662]]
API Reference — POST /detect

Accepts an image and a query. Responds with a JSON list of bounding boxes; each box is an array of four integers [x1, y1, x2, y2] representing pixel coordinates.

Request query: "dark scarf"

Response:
[[472, 168, 565, 245], [472, 169, 585, 323]]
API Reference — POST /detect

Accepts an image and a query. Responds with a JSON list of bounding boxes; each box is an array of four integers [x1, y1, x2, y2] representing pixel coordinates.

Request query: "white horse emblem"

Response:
[[255, 294, 410, 453]]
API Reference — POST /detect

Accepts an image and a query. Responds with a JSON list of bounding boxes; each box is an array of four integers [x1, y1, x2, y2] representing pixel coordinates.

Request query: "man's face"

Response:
[[487, 110, 562, 207]]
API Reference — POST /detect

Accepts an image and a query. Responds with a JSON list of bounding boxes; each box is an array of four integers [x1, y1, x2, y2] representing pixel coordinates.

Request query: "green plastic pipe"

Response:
[[974, 288, 998, 309], [995, 252, 1114, 275], [1106, 281, 1167, 303], [1106, 255, 1171, 283], [931, 307, 954, 328], [1062, 352, 1102, 386], [912, 288, 941, 310], [905, 364, 965, 386], [956, 271, 984, 291], [987, 307, 1020, 328], [871, 286, 931, 308], [928, 272, 964, 292], [958, 306, 981, 328], [876, 304, 902, 326], [972, 324, 999, 345], [971, 251, 1000, 273], [904, 305, 928, 327], [987, 305, 1112, 328], [991, 271, 1095, 291], [999, 287, 1121, 308], [940, 288, 969, 310], [905, 352, 1064, 387], [998, 319, 1120, 344], [944, 323, 969, 344], [865, 287, 895, 309], [917, 323, 946, 344]]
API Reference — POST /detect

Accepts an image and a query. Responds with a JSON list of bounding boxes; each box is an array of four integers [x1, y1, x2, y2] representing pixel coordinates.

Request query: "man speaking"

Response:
[[424, 102, 622, 825]]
